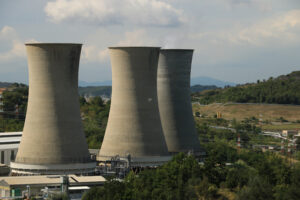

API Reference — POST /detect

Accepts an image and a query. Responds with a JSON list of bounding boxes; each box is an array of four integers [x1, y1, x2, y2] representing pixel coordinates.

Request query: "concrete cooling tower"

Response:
[[97, 47, 171, 166], [10, 43, 95, 175], [157, 49, 203, 155]]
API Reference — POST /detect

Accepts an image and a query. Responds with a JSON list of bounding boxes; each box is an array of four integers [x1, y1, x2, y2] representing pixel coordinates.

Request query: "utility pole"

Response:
[[61, 175, 69, 197], [237, 134, 241, 150], [26, 185, 30, 200], [281, 139, 285, 154]]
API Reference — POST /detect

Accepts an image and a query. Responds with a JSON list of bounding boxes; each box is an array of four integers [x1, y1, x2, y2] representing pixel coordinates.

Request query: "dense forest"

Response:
[[190, 85, 218, 93], [192, 71, 300, 105], [78, 86, 112, 97], [0, 83, 27, 132], [83, 138, 300, 200], [79, 96, 110, 148]]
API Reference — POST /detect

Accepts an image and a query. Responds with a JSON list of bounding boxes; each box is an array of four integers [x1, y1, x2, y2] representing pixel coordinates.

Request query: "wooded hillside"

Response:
[[192, 71, 300, 105]]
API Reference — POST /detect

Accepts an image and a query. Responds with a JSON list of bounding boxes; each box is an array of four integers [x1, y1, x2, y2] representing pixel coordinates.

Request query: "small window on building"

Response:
[[1, 151, 4, 164], [11, 150, 15, 161]]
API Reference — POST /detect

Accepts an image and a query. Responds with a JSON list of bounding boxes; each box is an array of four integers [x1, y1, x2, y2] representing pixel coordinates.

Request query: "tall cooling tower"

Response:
[[97, 47, 171, 166], [157, 49, 203, 155], [10, 43, 95, 175]]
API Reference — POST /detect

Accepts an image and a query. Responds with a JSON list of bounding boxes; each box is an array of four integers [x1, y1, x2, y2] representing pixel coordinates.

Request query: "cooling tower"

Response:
[[157, 49, 203, 155], [10, 43, 95, 175], [97, 47, 171, 166]]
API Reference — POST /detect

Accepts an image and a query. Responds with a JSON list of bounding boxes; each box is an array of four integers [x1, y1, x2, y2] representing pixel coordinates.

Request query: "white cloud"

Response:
[[0, 26, 18, 39], [222, 0, 272, 11], [192, 9, 300, 47], [81, 45, 109, 63], [117, 29, 158, 46], [175, 9, 300, 68], [45, 0, 185, 27], [0, 26, 26, 62], [82, 29, 158, 63], [231, 9, 300, 46]]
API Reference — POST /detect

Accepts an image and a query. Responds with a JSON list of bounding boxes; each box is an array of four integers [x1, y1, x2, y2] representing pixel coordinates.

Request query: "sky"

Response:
[[1, 0, 300, 84]]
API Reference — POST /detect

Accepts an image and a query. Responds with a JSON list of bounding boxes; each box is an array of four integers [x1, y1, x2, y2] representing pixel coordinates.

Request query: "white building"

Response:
[[0, 132, 22, 166], [282, 130, 299, 138], [0, 174, 105, 199]]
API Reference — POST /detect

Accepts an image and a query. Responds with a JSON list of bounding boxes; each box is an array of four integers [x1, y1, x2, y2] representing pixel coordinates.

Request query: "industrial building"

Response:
[[10, 43, 96, 175], [0, 132, 21, 176], [0, 175, 105, 199], [98, 47, 171, 167], [0, 132, 21, 166], [282, 130, 299, 138], [157, 49, 204, 156], [0, 89, 4, 112]]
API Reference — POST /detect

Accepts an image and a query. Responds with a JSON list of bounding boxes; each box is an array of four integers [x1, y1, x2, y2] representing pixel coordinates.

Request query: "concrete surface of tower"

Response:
[[157, 49, 203, 155], [10, 43, 95, 175], [98, 47, 171, 167]]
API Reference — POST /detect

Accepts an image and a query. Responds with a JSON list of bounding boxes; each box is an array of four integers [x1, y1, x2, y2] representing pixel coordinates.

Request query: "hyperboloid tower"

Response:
[[157, 49, 203, 155], [10, 43, 95, 175], [97, 47, 171, 167]]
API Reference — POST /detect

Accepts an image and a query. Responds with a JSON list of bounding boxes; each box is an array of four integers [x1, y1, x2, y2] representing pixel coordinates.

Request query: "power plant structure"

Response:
[[10, 43, 96, 175], [157, 49, 203, 155], [97, 47, 171, 167]]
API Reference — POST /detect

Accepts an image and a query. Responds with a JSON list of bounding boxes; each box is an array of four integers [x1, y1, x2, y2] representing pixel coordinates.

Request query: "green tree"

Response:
[[237, 176, 273, 200]]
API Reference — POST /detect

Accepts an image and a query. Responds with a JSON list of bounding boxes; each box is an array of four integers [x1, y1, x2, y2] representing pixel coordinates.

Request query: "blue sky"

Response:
[[1, 0, 300, 84]]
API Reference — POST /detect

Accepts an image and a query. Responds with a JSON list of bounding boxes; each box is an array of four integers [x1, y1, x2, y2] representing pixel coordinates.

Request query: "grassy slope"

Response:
[[193, 103, 300, 130]]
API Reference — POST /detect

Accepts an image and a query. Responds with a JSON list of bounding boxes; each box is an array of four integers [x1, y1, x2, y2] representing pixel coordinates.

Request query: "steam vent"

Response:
[[98, 47, 171, 166], [10, 43, 95, 175], [157, 49, 203, 155]]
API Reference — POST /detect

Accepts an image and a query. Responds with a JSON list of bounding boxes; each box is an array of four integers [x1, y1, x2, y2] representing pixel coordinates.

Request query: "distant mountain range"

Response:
[[79, 80, 112, 87], [79, 76, 236, 87], [0, 76, 235, 88], [190, 76, 236, 87], [0, 82, 15, 88]]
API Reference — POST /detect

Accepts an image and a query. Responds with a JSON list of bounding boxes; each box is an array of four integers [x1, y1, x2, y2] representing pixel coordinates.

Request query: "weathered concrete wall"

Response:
[[98, 47, 170, 166], [12, 43, 95, 174], [157, 49, 202, 153]]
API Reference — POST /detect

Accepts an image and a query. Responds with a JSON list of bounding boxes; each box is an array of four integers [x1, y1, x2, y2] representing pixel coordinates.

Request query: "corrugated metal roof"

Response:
[[0, 132, 22, 137], [0, 144, 19, 150], [0, 133, 22, 150], [0, 137, 21, 143]]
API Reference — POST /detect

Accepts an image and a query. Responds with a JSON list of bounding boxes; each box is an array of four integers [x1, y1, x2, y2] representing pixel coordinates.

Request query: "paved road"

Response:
[[209, 125, 294, 142]]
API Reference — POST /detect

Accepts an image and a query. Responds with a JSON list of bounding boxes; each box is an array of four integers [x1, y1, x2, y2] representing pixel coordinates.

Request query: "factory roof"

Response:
[[0, 175, 105, 187], [0, 132, 22, 150], [88, 149, 99, 155], [0, 132, 22, 137]]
